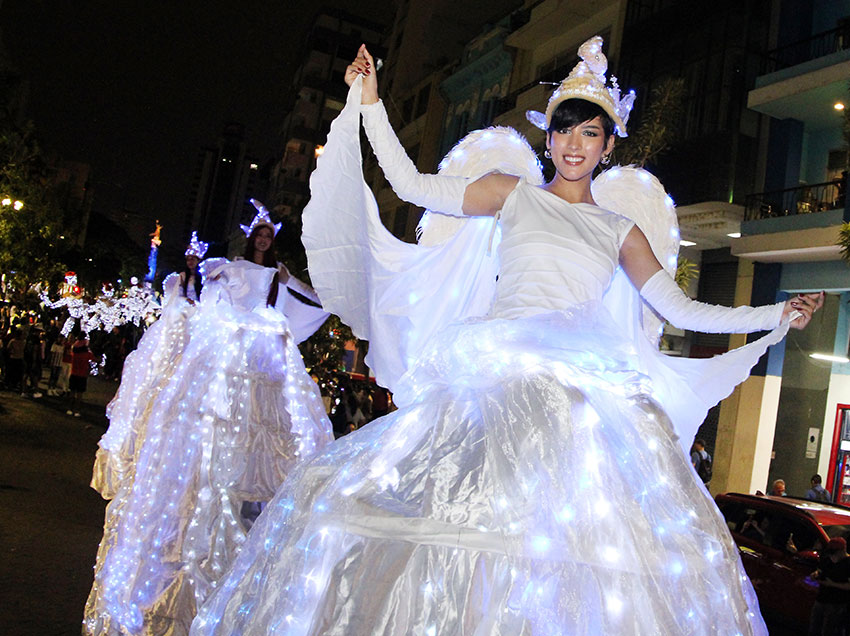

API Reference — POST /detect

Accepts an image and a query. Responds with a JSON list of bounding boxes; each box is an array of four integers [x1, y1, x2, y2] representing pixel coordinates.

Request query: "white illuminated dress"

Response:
[[91, 270, 200, 500], [84, 258, 333, 636], [191, 79, 784, 635]]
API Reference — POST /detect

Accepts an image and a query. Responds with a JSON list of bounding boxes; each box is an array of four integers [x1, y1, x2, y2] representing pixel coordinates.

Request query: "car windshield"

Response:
[[821, 524, 850, 539]]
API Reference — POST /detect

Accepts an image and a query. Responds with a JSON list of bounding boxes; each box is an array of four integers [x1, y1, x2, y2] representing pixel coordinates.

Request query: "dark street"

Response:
[[0, 380, 112, 636]]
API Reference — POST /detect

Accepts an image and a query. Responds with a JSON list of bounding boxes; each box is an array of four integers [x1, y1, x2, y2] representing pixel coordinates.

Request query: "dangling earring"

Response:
[[544, 149, 551, 159], [601, 154, 610, 165]]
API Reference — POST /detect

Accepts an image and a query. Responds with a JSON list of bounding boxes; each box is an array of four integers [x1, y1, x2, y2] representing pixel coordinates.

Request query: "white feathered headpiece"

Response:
[[526, 36, 635, 138]]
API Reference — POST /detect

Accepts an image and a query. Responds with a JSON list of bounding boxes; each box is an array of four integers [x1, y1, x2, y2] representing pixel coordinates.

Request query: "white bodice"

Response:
[[490, 182, 634, 319], [203, 259, 276, 312]]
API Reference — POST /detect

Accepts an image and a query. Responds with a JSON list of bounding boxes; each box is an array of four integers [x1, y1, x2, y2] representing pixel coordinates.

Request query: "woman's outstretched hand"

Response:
[[783, 291, 824, 329], [344, 44, 379, 105]]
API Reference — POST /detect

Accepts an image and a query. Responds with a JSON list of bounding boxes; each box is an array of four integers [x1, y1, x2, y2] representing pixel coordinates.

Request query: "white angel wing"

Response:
[[593, 165, 680, 348]]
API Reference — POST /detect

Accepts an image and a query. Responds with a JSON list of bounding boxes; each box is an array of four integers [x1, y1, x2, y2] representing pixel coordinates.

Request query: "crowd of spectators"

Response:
[[0, 304, 144, 407]]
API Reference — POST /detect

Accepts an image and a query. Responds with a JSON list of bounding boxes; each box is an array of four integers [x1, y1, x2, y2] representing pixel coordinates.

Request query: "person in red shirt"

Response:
[[67, 336, 94, 417]]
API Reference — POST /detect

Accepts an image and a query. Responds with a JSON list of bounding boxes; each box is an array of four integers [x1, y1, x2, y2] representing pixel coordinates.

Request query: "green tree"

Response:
[[0, 122, 65, 302]]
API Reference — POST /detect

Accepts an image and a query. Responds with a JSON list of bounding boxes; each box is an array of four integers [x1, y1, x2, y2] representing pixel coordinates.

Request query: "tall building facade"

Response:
[[716, 0, 850, 498], [183, 122, 263, 258], [370, 0, 522, 241], [268, 9, 386, 220]]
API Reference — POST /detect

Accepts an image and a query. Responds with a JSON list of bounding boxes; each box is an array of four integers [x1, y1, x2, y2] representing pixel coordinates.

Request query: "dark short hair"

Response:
[[811, 474, 822, 484], [548, 98, 615, 140], [694, 438, 706, 448]]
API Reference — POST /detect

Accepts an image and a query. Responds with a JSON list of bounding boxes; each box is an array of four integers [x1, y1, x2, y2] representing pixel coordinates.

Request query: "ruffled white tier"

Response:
[[84, 299, 334, 636], [92, 300, 194, 499], [192, 308, 767, 636]]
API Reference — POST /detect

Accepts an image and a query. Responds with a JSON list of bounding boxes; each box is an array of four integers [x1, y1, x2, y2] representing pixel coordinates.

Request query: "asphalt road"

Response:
[[0, 378, 113, 636]]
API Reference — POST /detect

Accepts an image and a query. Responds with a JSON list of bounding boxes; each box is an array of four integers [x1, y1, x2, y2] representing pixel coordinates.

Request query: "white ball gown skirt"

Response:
[[84, 299, 333, 636], [192, 307, 767, 636], [91, 299, 194, 499]]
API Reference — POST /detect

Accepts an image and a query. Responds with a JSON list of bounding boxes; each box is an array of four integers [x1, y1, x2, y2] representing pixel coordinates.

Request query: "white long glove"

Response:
[[640, 269, 785, 333], [361, 100, 469, 215]]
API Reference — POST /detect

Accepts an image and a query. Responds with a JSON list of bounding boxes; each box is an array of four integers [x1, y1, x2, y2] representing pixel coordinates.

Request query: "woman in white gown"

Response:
[[84, 207, 334, 636], [92, 231, 208, 500], [191, 39, 823, 635]]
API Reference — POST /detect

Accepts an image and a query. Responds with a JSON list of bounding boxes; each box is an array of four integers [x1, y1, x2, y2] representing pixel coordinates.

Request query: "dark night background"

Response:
[[0, 0, 391, 248]]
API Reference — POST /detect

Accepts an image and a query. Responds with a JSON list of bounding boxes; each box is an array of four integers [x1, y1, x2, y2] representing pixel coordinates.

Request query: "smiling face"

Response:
[[546, 116, 614, 184], [252, 226, 274, 254]]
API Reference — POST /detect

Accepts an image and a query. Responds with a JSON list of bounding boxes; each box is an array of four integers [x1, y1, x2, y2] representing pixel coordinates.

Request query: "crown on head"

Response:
[[526, 36, 635, 138], [240, 199, 281, 237], [184, 231, 209, 259]]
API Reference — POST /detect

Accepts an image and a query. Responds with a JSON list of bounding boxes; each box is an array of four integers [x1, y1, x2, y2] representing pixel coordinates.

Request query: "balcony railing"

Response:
[[744, 180, 846, 221], [760, 23, 850, 75]]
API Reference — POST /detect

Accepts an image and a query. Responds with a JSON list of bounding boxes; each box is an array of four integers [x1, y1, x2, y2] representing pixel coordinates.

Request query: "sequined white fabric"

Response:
[[84, 259, 334, 636]]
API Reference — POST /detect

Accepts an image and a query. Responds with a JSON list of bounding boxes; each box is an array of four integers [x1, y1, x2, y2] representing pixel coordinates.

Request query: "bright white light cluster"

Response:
[[41, 281, 162, 336]]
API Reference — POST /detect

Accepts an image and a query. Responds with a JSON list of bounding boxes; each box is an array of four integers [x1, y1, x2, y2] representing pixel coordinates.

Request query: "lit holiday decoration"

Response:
[[90, 283, 122, 333], [41, 273, 163, 336], [116, 279, 161, 327], [145, 220, 163, 283], [40, 271, 94, 336]]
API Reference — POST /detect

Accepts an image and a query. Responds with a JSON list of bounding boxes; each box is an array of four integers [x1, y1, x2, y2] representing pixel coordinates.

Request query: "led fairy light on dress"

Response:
[[185, 231, 209, 259], [240, 198, 281, 237], [526, 35, 635, 137]]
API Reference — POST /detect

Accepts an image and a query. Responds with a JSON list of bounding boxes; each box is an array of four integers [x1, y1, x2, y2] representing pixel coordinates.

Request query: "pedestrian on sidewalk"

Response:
[[23, 326, 44, 398], [58, 333, 74, 395], [47, 334, 65, 396], [5, 326, 25, 392], [67, 336, 93, 417]]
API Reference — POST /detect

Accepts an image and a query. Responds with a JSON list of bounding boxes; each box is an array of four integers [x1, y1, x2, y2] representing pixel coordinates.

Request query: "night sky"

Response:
[[1, 0, 392, 244]]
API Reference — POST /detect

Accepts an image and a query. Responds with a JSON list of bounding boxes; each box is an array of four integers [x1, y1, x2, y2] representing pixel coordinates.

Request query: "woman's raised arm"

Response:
[[619, 224, 823, 332], [347, 45, 518, 217]]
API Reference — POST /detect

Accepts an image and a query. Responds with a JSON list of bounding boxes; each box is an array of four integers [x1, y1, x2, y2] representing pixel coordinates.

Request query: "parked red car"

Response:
[[715, 493, 850, 630]]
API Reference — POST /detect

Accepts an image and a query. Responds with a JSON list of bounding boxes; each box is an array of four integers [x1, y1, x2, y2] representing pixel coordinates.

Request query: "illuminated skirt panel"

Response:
[[83, 302, 333, 636], [192, 310, 767, 636], [92, 306, 193, 500]]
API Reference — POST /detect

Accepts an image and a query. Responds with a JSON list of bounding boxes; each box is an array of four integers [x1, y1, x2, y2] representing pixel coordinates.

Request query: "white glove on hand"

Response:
[[640, 269, 785, 333], [361, 100, 469, 216]]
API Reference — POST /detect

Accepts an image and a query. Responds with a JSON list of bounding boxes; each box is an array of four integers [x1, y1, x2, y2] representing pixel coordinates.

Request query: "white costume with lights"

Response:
[[84, 252, 334, 636], [192, 42, 783, 635], [91, 268, 202, 500]]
